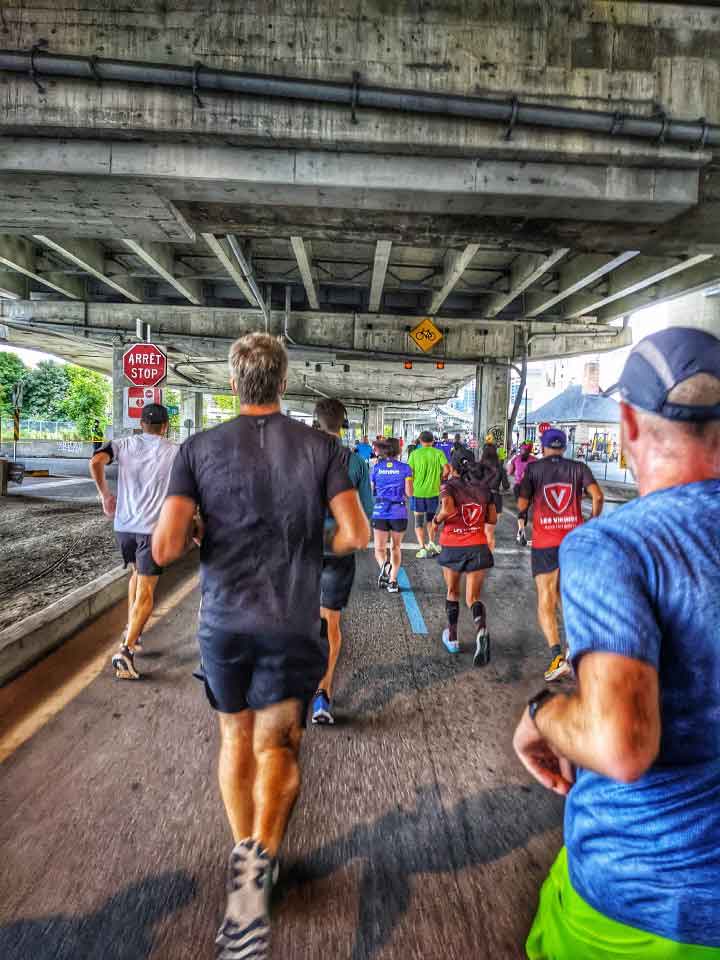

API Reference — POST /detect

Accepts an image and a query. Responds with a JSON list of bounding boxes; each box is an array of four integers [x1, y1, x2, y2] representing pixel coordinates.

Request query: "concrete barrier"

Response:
[[0, 439, 95, 459]]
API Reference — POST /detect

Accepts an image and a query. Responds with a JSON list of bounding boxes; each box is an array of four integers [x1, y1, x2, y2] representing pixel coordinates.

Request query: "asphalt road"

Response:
[[0, 514, 565, 960]]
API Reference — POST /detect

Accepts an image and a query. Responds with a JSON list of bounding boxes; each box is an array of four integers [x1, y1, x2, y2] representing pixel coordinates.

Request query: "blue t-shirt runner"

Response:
[[556, 480, 720, 950], [371, 458, 412, 520]]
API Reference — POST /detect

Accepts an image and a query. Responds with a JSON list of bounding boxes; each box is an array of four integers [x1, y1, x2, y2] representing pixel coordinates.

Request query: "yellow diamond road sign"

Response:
[[409, 317, 443, 353]]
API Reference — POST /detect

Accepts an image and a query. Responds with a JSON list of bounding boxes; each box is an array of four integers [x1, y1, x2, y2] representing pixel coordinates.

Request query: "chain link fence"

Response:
[[0, 418, 81, 440]]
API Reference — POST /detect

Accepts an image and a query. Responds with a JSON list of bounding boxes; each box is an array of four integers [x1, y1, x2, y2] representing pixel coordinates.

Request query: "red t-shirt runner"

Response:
[[439, 477, 493, 547], [518, 456, 596, 549]]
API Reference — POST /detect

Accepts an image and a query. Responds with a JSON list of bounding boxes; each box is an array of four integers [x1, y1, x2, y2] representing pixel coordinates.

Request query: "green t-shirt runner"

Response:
[[408, 444, 447, 498]]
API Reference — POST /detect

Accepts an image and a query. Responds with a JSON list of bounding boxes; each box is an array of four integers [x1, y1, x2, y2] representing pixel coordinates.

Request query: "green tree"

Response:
[[62, 365, 111, 440], [163, 388, 181, 434], [213, 394, 238, 419], [24, 360, 70, 420], [0, 351, 28, 417]]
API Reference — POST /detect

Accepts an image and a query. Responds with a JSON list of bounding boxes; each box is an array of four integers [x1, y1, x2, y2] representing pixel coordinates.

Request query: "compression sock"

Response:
[[549, 643, 562, 660], [471, 601, 486, 627], [445, 600, 460, 627]]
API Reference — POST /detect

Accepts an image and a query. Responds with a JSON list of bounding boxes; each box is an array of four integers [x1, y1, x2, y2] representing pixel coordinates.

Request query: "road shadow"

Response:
[[0, 870, 196, 960], [280, 782, 562, 960]]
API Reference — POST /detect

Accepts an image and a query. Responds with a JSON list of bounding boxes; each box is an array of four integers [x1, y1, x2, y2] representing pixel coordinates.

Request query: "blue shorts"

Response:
[[531, 546, 560, 577], [410, 496, 439, 522], [197, 621, 328, 723]]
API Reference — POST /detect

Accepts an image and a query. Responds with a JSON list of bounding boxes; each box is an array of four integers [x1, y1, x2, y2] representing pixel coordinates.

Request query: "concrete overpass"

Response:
[[1, 2, 720, 437]]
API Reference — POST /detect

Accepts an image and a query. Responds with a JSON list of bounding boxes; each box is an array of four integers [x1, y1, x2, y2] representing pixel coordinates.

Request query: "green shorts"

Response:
[[527, 847, 720, 960]]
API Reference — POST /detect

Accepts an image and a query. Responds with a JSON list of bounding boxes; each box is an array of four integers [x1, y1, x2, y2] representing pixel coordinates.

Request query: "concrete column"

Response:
[[112, 347, 129, 439], [180, 391, 203, 439], [474, 364, 510, 446], [194, 392, 204, 432]]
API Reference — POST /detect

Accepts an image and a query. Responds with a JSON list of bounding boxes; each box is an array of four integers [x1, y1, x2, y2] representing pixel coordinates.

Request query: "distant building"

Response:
[[521, 361, 620, 455]]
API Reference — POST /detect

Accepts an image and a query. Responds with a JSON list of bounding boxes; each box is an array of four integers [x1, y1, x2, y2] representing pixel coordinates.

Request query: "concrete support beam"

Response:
[[525, 252, 640, 318], [290, 237, 319, 310], [474, 365, 510, 445], [428, 244, 481, 315], [0, 272, 28, 299], [121, 239, 203, 304], [368, 240, 392, 313], [595, 259, 720, 325], [485, 249, 569, 317], [201, 233, 255, 305], [112, 346, 128, 439], [33, 235, 144, 303], [0, 235, 84, 300], [564, 254, 715, 320]]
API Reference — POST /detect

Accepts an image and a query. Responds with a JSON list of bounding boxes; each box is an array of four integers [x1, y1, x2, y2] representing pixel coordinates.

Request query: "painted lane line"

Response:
[[15, 477, 92, 491], [0, 573, 199, 764], [396, 568, 428, 635]]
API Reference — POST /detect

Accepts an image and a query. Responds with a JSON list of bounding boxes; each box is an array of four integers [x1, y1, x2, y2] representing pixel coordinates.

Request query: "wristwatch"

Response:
[[528, 688, 556, 726]]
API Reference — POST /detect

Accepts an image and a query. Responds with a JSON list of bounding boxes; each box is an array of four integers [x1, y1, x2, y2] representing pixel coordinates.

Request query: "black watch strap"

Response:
[[528, 688, 556, 725]]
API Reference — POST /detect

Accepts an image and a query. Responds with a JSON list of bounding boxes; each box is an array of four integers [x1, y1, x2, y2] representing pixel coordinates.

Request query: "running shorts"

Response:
[[116, 532, 163, 576], [320, 554, 356, 611], [436, 545, 494, 573], [373, 518, 408, 533], [527, 847, 720, 960], [492, 492, 503, 514], [196, 621, 328, 724], [410, 496, 439, 521], [531, 546, 560, 578]]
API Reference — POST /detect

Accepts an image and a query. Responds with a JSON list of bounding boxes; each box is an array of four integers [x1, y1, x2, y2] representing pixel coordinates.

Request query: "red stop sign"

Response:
[[122, 343, 167, 387]]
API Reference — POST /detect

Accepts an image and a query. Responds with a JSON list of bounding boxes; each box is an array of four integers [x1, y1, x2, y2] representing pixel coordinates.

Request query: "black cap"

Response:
[[141, 403, 169, 425]]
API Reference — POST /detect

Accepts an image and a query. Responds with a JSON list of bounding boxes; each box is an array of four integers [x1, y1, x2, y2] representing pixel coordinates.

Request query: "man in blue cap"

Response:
[[513, 327, 720, 959], [517, 426, 604, 681]]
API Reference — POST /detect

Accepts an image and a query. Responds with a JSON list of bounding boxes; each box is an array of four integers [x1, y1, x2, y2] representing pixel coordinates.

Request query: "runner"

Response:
[[517, 428, 604, 681], [312, 398, 373, 726], [433, 450, 496, 665], [514, 327, 720, 959], [407, 430, 447, 558], [354, 435, 372, 461], [152, 334, 369, 960], [371, 437, 413, 594], [89, 403, 178, 681], [479, 440, 509, 552], [507, 440, 537, 545], [451, 432, 474, 461], [436, 431, 454, 460]]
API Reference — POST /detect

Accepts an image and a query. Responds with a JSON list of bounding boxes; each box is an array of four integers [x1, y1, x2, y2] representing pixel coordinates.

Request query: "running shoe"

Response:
[[473, 626, 491, 667], [111, 644, 140, 681], [387, 580, 399, 593], [428, 541, 442, 557], [377, 560, 392, 589], [311, 689, 334, 725], [442, 626, 460, 654], [216, 838, 275, 960], [516, 530, 527, 547], [415, 547, 430, 559], [544, 654, 572, 682]]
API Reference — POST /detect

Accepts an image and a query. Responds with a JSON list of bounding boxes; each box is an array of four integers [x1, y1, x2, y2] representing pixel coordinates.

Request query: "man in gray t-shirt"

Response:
[[90, 403, 178, 680]]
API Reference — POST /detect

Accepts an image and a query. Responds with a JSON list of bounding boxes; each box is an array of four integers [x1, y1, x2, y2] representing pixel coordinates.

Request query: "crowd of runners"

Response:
[[87, 326, 720, 959]]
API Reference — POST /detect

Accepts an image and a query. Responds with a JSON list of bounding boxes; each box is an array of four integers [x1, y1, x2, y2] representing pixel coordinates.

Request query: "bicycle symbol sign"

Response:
[[409, 318, 443, 353]]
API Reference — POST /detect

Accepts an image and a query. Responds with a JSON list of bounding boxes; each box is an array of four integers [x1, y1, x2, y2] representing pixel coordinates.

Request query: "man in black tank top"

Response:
[[518, 429, 603, 682]]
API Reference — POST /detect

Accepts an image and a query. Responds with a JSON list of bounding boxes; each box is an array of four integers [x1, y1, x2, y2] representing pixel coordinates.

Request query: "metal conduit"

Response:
[[0, 48, 718, 149]]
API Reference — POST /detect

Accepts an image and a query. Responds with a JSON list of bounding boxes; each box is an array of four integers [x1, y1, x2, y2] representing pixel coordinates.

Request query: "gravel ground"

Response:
[[0, 497, 119, 631]]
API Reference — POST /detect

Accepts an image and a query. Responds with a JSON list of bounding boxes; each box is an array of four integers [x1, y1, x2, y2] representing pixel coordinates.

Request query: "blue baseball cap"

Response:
[[611, 327, 720, 422], [541, 428, 567, 450]]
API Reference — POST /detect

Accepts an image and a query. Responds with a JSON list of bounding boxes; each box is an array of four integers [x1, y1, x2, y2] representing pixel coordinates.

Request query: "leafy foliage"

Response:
[[23, 360, 70, 420], [62, 366, 111, 439], [0, 352, 28, 416]]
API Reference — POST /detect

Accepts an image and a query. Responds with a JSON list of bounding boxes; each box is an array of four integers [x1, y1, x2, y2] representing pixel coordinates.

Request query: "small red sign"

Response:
[[122, 343, 167, 387], [538, 421, 552, 435]]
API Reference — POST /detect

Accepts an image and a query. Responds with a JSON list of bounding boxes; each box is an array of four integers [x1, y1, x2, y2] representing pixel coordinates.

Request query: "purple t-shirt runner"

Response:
[[371, 458, 412, 520]]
